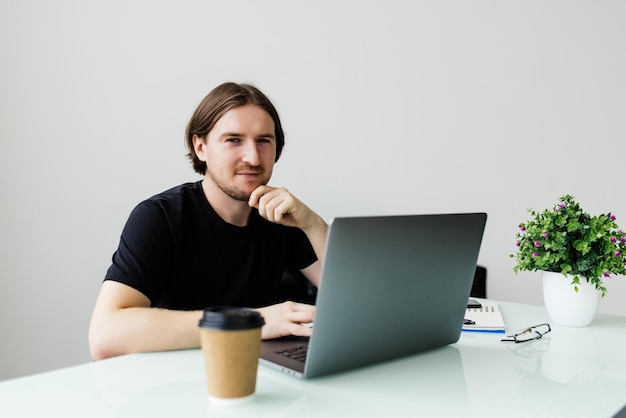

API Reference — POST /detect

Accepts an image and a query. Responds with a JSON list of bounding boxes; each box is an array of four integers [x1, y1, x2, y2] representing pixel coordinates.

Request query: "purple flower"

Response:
[[532, 252, 538, 257], [611, 237, 617, 243], [611, 215, 616, 221], [616, 251, 621, 257], [516, 241, 521, 247], [519, 224, 526, 231], [560, 202, 566, 208], [534, 241, 541, 247], [542, 232, 548, 238], [621, 237, 626, 243], [604, 272, 611, 278]]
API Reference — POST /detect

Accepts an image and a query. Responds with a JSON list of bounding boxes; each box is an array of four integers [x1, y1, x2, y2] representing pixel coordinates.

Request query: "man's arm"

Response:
[[298, 219, 327, 287], [89, 281, 318, 360], [88, 281, 203, 360], [249, 185, 328, 287]]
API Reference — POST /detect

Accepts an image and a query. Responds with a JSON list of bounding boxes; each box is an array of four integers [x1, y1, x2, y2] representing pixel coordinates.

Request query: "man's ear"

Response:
[[192, 134, 207, 162]]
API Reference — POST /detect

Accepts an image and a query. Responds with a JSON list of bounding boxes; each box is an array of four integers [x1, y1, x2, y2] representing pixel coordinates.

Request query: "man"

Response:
[[89, 82, 327, 360]]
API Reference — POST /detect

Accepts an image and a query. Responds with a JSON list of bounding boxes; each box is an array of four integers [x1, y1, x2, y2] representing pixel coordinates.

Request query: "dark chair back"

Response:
[[470, 265, 487, 298]]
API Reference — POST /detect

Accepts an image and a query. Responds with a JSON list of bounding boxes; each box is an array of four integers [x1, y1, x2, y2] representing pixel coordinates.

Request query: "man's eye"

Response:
[[226, 137, 241, 143], [258, 138, 273, 144]]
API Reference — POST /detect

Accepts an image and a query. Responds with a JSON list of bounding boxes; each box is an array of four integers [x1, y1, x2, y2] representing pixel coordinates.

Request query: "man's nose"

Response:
[[241, 141, 261, 166]]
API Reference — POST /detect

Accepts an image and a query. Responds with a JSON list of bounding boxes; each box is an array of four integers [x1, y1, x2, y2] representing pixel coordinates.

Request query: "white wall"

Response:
[[1, 0, 625, 381]]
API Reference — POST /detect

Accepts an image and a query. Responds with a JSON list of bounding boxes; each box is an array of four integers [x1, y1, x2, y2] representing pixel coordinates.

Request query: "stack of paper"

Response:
[[462, 301, 506, 333]]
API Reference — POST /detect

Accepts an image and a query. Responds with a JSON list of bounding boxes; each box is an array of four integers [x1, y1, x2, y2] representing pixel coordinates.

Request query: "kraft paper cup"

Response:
[[199, 307, 265, 405]]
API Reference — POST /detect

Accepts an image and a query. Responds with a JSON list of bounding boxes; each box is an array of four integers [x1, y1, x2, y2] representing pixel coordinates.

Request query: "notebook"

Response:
[[462, 301, 506, 333], [260, 212, 487, 378]]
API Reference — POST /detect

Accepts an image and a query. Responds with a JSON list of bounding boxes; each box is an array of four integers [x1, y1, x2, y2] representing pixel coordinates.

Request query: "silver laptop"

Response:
[[260, 212, 487, 378]]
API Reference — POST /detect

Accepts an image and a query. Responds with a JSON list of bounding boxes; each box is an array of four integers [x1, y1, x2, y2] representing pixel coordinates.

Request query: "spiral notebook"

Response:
[[462, 301, 506, 333]]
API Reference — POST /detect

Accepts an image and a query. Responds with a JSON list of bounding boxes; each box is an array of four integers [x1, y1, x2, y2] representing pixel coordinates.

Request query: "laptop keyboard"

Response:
[[275, 344, 308, 363]]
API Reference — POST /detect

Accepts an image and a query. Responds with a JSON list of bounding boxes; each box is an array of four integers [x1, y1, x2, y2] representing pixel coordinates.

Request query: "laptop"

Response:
[[260, 212, 487, 378]]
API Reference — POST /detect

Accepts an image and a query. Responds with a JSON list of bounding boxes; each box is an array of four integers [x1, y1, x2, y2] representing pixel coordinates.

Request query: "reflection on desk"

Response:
[[1, 301, 626, 418]]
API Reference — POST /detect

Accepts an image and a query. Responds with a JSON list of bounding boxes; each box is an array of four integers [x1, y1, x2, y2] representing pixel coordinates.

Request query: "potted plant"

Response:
[[511, 195, 626, 326]]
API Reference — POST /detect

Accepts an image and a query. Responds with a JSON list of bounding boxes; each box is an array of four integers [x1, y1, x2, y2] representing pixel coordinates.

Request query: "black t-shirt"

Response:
[[105, 181, 317, 310]]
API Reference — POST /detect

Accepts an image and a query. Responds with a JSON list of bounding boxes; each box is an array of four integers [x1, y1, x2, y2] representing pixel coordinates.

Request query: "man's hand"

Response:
[[256, 301, 316, 340], [249, 186, 318, 230]]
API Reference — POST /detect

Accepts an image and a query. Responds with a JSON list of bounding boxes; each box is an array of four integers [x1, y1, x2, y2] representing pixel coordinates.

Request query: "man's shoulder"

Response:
[[148, 181, 202, 201], [132, 181, 203, 218]]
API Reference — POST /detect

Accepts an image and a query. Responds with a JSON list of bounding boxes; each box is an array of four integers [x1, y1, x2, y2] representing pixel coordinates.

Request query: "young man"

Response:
[[89, 82, 328, 360]]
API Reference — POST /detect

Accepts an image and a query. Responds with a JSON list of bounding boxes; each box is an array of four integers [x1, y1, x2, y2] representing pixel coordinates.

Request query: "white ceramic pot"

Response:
[[542, 271, 601, 327]]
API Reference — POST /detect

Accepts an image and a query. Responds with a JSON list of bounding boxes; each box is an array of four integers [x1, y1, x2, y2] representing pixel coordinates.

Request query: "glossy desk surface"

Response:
[[2, 301, 626, 418]]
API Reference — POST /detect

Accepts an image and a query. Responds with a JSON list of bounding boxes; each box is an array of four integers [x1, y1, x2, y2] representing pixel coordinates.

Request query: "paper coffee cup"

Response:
[[198, 307, 265, 404]]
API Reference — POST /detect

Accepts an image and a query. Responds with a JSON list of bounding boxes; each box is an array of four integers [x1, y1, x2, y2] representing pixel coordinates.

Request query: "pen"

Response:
[[463, 319, 475, 325]]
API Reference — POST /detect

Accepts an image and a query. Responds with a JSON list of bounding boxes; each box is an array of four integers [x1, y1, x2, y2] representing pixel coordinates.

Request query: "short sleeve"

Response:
[[288, 226, 318, 271], [105, 200, 174, 303]]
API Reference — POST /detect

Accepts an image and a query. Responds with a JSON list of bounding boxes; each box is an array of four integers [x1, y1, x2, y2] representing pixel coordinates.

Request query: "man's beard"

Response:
[[217, 183, 256, 202], [207, 165, 270, 202]]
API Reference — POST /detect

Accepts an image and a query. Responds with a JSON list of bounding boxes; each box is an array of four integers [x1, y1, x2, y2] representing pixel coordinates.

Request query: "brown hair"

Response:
[[185, 82, 285, 175]]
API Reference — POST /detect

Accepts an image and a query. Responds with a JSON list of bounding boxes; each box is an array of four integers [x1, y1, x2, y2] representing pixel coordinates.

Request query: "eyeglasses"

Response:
[[501, 323, 551, 343]]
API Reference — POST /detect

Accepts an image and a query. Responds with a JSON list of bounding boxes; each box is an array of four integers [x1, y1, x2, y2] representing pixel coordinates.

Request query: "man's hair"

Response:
[[185, 82, 285, 175]]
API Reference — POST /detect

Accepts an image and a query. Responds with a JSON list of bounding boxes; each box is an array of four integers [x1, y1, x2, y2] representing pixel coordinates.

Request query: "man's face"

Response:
[[195, 104, 277, 201]]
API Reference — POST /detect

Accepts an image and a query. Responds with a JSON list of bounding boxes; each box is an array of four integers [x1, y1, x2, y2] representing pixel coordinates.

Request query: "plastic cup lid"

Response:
[[199, 306, 265, 330]]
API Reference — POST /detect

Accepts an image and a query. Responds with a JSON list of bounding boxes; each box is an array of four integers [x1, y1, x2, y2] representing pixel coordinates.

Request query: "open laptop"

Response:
[[260, 212, 487, 378]]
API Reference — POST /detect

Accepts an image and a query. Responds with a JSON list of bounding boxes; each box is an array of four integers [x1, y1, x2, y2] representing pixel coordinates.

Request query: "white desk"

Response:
[[2, 301, 626, 417]]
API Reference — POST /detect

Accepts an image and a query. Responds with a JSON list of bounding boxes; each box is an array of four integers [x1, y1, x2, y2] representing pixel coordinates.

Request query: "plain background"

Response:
[[1, 0, 625, 381]]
